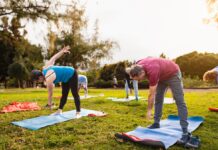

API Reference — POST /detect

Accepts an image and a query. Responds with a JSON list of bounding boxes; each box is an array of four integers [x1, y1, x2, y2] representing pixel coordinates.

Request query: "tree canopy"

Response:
[[175, 51, 218, 78]]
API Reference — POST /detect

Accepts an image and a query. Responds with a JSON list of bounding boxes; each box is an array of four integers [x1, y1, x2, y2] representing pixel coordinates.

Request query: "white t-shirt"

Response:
[[214, 66, 218, 74]]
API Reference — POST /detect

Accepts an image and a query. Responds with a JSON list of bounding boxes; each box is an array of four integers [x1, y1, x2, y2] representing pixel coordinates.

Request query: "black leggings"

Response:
[[59, 70, 80, 112]]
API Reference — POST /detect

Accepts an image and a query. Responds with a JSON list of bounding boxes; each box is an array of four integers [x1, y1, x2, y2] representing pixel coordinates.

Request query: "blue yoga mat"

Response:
[[120, 115, 204, 149], [12, 109, 105, 130]]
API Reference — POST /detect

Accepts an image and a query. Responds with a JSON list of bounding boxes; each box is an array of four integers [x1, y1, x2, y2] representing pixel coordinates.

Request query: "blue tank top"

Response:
[[42, 66, 75, 84]]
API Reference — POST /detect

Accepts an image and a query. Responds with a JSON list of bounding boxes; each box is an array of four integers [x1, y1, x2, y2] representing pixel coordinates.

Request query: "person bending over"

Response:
[[78, 74, 88, 98], [31, 46, 81, 118], [203, 66, 218, 84], [125, 68, 139, 100], [129, 57, 190, 144]]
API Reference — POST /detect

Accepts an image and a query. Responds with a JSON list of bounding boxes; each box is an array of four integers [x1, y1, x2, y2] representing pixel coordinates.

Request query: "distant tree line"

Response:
[[176, 51, 218, 79], [86, 51, 218, 88]]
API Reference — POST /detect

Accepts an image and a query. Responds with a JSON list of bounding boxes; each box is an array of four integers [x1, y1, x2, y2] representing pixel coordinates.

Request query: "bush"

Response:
[[117, 80, 125, 87], [93, 79, 149, 89], [94, 80, 113, 88], [138, 80, 149, 89], [182, 77, 217, 88]]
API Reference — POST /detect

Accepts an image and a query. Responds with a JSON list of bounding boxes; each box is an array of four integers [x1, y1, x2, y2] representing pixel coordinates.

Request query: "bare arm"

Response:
[[146, 85, 157, 119], [44, 70, 56, 106], [45, 46, 70, 68], [47, 82, 54, 106]]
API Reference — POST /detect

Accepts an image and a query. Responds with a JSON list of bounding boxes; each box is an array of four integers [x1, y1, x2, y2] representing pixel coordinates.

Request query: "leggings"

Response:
[[59, 70, 80, 112]]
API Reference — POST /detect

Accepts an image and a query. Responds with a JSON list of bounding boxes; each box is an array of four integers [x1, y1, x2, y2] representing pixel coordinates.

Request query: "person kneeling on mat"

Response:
[[31, 46, 81, 118], [128, 57, 190, 144], [78, 75, 88, 98]]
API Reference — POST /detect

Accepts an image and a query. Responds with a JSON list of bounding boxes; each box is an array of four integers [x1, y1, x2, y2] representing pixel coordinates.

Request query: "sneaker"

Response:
[[135, 97, 139, 101], [75, 113, 82, 119], [148, 123, 160, 129], [177, 132, 191, 145], [51, 110, 62, 116], [185, 136, 200, 148], [44, 103, 57, 109]]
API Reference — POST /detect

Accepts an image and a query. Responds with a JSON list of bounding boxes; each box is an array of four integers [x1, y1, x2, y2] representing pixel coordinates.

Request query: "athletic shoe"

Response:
[[185, 135, 200, 148], [177, 132, 191, 145], [50, 111, 62, 116], [148, 123, 160, 129], [75, 113, 82, 119], [135, 97, 139, 101]]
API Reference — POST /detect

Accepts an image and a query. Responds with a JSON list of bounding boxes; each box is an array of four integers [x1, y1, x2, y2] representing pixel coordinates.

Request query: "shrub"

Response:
[[94, 80, 112, 88]]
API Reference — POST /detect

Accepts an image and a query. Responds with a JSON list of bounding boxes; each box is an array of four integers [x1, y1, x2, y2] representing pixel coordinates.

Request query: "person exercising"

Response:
[[31, 46, 81, 118], [128, 57, 190, 144], [78, 74, 88, 98], [125, 68, 139, 100], [203, 66, 218, 84]]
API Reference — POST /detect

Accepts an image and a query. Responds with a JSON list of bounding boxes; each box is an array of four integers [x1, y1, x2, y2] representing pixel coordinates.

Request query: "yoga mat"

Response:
[[12, 109, 106, 130], [116, 115, 203, 149], [107, 96, 146, 102], [68, 94, 104, 100], [107, 97, 173, 103], [163, 98, 175, 104]]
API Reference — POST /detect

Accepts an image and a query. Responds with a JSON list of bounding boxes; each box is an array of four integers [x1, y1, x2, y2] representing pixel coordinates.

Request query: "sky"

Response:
[[26, 0, 218, 63]]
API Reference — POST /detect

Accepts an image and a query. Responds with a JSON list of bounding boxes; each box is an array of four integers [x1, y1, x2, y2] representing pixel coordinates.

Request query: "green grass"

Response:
[[0, 88, 218, 150]]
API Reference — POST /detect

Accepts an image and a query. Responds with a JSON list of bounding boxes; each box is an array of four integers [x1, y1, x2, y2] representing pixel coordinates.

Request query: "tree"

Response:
[[8, 62, 29, 88], [160, 53, 167, 58], [205, 0, 218, 25], [0, 0, 65, 21], [0, 16, 43, 88], [49, 4, 118, 68], [175, 51, 218, 78], [98, 61, 132, 81]]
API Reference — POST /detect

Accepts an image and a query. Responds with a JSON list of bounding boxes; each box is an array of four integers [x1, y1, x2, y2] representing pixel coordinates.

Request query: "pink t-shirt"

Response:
[[137, 58, 179, 86]]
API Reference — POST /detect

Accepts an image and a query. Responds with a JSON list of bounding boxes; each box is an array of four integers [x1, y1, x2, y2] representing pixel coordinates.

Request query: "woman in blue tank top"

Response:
[[31, 46, 81, 118]]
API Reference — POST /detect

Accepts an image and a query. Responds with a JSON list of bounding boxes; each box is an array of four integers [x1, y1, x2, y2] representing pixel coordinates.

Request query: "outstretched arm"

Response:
[[45, 46, 70, 68], [146, 85, 157, 120]]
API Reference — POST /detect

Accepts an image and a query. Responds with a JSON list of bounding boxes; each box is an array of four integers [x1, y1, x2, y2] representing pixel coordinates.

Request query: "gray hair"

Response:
[[129, 65, 143, 77], [125, 67, 131, 74]]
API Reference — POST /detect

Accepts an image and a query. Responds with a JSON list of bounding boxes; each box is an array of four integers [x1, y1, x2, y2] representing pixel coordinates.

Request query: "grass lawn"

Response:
[[0, 88, 218, 150]]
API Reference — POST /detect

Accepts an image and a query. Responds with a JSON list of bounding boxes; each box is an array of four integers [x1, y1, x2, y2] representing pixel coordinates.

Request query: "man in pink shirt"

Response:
[[129, 57, 189, 144]]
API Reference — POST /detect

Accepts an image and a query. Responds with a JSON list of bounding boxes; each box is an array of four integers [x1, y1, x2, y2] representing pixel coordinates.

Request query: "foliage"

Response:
[[99, 61, 132, 82], [8, 62, 29, 88], [205, 0, 218, 25], [175, 51, 218, 79], [159, 53, 167, 58], [94, 80, 112, 88], [48, 6, 118, 68], [0, 16, 43, 87], [182, 76, 217, 88]]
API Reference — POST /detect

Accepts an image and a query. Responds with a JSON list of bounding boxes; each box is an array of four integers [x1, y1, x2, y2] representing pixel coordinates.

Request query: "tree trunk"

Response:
[[22, 80, 26, 89]]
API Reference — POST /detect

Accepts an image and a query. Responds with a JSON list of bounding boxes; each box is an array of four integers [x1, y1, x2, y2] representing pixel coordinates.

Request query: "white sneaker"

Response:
[[51, 110, 62, 116], [75, 113, 82, 119]]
